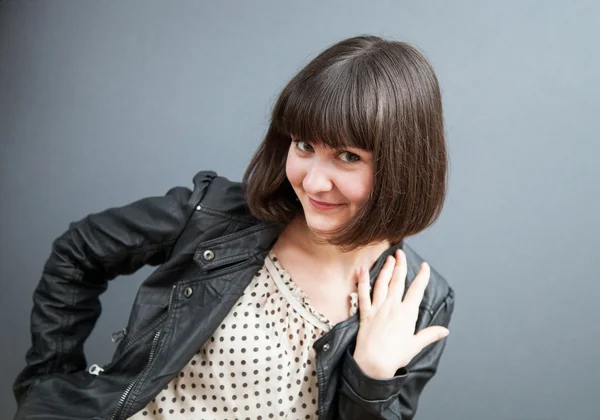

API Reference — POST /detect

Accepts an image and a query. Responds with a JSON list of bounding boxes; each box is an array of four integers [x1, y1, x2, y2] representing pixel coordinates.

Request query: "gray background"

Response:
[[1, 1, 598, 419]]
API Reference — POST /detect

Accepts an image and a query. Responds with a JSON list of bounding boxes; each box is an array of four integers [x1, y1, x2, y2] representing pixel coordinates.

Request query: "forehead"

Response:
[[274, 67, 381, 153]]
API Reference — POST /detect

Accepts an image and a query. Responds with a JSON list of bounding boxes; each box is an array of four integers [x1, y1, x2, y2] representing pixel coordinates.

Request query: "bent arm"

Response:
[[13, 171, 214, 403]]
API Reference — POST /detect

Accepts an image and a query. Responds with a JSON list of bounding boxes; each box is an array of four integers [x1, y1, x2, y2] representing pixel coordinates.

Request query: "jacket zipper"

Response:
[[111, 284, 177, 420], [120, 312, 168, 353]]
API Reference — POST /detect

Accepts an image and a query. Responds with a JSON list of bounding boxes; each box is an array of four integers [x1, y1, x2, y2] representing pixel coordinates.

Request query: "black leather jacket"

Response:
[[13, 171, 454, 420]]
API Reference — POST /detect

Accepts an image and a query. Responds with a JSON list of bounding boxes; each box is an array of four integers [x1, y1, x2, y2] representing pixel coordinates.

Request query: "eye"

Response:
[[294, 140, 314, 153], [339, 151, 361, 163]]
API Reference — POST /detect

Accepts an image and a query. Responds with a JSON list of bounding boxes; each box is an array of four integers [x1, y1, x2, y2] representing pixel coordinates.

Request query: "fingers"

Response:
[[413, 325, 450, 350], [403, 261, 431, 309], [371, 256, 396, 309], [388, 250, 408, 299], [356, 266, 372, 317]]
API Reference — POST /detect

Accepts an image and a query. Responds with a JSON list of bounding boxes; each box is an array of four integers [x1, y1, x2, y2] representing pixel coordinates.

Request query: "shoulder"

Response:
[[402, 242, 454, 318], [190, 170, 257, 222]]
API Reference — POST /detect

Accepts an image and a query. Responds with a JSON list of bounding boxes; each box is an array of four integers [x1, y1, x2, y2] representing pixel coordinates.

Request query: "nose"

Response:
[[302, 160, 333, 194]]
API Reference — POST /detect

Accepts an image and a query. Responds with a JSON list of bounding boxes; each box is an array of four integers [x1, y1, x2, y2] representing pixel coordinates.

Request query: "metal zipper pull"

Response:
[[88, 364, 105, 376], [111, 327, 128, 344]]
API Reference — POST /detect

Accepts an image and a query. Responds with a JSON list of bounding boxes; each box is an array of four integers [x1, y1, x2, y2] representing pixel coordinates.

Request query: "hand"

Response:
[[352, 249, 450, 379]]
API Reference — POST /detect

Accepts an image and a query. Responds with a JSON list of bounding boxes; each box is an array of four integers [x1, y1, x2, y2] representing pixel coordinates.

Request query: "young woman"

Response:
[[13, 35, 455, 420]]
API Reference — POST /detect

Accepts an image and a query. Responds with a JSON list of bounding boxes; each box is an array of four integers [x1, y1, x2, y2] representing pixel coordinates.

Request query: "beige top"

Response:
[[129, 250, 358, 420]]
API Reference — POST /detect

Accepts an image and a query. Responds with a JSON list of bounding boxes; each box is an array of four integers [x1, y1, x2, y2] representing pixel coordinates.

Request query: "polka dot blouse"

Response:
[[128, 250, 359, 419]]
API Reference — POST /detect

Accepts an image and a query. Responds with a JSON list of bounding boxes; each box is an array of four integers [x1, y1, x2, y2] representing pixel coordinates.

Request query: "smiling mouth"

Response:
[[308, 197, 343, 210]]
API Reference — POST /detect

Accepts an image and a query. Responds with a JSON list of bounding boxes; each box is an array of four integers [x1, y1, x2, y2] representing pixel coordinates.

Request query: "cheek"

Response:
[[340, 172, 373, 205], [285, 150, 304, 187]]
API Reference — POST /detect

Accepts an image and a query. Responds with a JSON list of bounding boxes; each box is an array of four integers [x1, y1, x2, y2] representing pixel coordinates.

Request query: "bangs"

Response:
[[273, 59, 381, 151], [245, 35, 447, 249]]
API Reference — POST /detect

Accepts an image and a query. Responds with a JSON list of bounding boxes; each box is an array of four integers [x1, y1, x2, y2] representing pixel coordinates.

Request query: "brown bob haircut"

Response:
[[243, 35, 447, 250]]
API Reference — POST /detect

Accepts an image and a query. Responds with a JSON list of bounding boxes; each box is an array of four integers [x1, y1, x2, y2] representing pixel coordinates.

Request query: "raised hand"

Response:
[[352, 249, 450, 379]]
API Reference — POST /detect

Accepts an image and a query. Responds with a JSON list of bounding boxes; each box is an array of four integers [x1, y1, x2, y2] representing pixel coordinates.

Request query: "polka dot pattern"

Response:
[[128, 251, 358, 419]]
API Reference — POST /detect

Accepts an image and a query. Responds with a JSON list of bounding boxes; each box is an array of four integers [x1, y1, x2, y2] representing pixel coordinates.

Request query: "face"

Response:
[[286, 137, 375, 236]]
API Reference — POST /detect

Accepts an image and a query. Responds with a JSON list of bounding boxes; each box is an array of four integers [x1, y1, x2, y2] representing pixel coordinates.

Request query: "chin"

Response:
[[297, 198, 356, 233], [303, 213, 346, 235]]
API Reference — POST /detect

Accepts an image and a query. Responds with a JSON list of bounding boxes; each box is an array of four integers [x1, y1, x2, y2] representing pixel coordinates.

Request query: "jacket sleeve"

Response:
[[337, 288, 455, 419], [12, 171, 215, 404]]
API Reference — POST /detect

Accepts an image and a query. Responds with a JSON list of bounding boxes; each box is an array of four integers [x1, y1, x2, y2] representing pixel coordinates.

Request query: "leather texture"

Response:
[[13, 171, 454, 420]]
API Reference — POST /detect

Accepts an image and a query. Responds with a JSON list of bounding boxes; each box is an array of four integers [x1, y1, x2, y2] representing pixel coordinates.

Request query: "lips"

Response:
[[310, 198, 339, 206], [308, 197, 342, 210]]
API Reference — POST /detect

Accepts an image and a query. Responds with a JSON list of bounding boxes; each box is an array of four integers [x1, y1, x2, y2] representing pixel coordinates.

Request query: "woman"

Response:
[[13, 35, 454, 420]]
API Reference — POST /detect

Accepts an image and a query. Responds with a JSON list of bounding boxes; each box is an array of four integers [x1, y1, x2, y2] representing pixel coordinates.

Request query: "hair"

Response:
[[242, 35, 447, 251]]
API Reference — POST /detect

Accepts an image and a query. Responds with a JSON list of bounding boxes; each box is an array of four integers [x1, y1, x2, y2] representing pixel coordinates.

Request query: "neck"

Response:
[[281, 214, 391, 279]]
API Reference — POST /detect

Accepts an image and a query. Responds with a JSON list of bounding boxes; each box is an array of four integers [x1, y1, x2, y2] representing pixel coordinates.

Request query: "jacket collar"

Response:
[[193, 222, 282, 271], [194, 216, 405, 288]]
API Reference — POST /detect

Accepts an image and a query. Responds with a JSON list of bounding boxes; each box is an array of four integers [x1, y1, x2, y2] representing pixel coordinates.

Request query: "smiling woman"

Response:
[[286, 138, 375, 235], [14, 35, 454, 420], [243, 35, 447, 251]]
